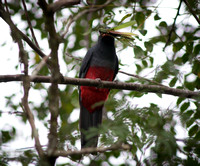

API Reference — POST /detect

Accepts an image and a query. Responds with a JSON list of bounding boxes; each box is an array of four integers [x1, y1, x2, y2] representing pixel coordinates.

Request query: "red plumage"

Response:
[[80, 66, 114, 113]]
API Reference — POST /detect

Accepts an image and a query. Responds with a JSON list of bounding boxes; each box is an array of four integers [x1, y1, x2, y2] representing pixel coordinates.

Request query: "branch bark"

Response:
[[62, 0, 115, 37], [38, 0, 62, 164], [0, 75, 199, 99], [53, 143, 131, 157], [0, 2, 45, 158], [183, 0, 200, 25], [48, 0, 80, 13], [22, 0, 40, 48], [0, 3, 47, 59], [164, 0, 182, 50]]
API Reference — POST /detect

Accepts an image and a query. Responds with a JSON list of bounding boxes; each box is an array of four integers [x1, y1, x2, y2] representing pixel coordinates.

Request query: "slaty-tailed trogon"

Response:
[[79, 32, 118, 148]]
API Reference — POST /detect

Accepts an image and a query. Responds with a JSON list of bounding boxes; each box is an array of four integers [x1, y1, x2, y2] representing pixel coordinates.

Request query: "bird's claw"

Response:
[[95, 78, 103, 88], [95, 78, 101, 82]]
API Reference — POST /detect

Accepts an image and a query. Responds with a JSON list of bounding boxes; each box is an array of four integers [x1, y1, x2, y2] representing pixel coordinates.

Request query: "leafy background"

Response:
[[0, 0, 199, 165]]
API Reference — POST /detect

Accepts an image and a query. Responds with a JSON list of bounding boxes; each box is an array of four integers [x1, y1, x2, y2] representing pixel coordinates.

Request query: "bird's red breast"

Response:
[[80, 66, 114, 113]]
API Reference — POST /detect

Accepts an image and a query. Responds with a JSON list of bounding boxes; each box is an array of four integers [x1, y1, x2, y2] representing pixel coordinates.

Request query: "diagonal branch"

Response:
[[119, 71, 167, 87], [0, 2, 47, 59], [183, 0, 200, 25], [62, 0, 115, 37], [22, 0, 40, 48], [0, 75, 199, 99], [48, 0, 80, 13], [164, 0, 183, 50]]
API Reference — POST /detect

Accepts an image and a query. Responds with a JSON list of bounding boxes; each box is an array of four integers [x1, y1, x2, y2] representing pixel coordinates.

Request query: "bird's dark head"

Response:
[[99, 28, 115, 44], [99, 27, 114, 37]]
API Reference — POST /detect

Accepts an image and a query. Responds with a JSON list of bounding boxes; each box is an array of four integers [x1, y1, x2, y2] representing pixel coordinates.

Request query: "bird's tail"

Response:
[[79, 105, 102, 149]]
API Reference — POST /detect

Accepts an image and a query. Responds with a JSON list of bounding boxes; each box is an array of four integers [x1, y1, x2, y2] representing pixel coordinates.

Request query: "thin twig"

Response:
[[0, 110, 25, 115], [62, 0, 115, 37], [21, 77, 44, 157], [0, 74, 199, 99], [0, 3, 47, 59], [53, 143, 131, 157], [164, 0, 183, 50], [16, 23, 44, 160], [183, 0, 200, 25], [119, 71, 167, 87], [65, 52, 82, 61], [4, 0, 9, 13], [48, 0, 80, 13], [32, 54, 51, 76], [22, 0, 40, 48]]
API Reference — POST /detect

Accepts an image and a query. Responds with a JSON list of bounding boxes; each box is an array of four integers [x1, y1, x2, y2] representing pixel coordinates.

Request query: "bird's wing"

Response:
[[79, 48, 94, 78], [113, 55, 119, 80]]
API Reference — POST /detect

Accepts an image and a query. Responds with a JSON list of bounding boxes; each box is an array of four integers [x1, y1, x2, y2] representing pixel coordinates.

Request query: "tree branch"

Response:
[[119, 71, 167, 87], [53, 143, 131, 157], [48, 0, 80, 13], [0, 74, 199, 99], [0, 2, 47, 59], [2, 5, 45, 158], [62, 0, 115, 37], [183, 0, 200, 25], [38, 0, 62, 163], [32, 54, 51, 76], [163, 0, 182, 50], [22, 0, 40, 48]]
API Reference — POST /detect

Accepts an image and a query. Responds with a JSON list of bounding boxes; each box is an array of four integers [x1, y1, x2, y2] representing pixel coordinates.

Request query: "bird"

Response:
[[79, 31, 119, 149]]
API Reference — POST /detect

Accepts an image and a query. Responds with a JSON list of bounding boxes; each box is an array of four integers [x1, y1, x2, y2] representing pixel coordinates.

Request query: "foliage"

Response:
[[0, 0, 200, 165]]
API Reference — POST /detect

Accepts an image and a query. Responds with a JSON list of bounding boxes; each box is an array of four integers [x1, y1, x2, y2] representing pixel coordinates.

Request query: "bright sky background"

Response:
[[0, 0, 198, 165]]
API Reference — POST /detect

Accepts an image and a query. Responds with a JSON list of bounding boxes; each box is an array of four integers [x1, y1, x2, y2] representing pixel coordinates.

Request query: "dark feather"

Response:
[[79, 49, 93, 78], [79, 103, 102, 148]]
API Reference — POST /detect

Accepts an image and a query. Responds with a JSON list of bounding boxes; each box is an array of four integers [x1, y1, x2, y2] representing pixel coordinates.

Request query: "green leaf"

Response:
[[131, 144, 137, 154], [135, 64, 142, 73], [118, 13, 132, 25], [156, 93, 162, 98], [181, 110, 194, 123], [186, 117, 195, 128], [169, 77, 178, 87], [154, 13, 161, 20], [159, 21, 167, 27], [135, 12, 145, 27], [112, 21, 136, 30], [195, 130, 200, 139], [173, 42, 184, 52], [161, 61, 178, 75], [134, 46, 144, 58], [144, 41, 153, 52], [189, 125, 199, 137], [182, 53, 189, 63], [139, 29, 147, 36], [142, 60, 148, 67], [116, 37, 135, 47], [149, 56, 154, 66], [194, 44, 200, 55], [1, 130, 12, 143], [176, 97, 185, 106], [180, 102, 190, 113], [186, 42, 194, 53]]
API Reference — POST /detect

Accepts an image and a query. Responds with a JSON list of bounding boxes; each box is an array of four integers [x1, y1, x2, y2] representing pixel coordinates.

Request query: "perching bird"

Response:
[[79, 31, 119, 149]]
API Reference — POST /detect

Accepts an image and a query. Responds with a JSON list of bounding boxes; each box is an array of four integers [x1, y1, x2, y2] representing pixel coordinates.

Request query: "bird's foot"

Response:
[[95, 78, 101, 81], [95, 78, 103, 88]]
